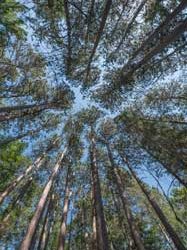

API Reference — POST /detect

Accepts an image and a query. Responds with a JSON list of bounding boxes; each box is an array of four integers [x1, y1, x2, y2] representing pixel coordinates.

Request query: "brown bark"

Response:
[[85, 0, 95, 45], [0, 138, 59, 205], [130, 0, 187, 61], [85, 0, 112, 81], [109, 0, 129, 38], [123, 155, 187, 250], [112, 0, 147, 55], [121, 18, 187, 83], [58, 166, 71, 250], [0, 156, 44, 205], [20, 148, 67, 250], [37, 194, 54, 250], [0, 102, 51, 122], [64, 0, 72, 75], [0, 177, 33, 229], [106, 142, 145, 250], [90, 131, 109, 250], [142, 146, 187, 187]]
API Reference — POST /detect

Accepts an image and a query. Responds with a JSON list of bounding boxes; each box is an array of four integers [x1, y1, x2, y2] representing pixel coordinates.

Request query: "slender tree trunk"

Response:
[[0, 156, 44, 205], [0, 127, 42, 147], [90, 131, 109, 250], [121, 18, 187, 83], [112, 0, 147, 55], [130, 0, 187, 61], [37, 194, 54, 250], [142, 146, 187, 187], [85, 0, 95, 45], [0, 138, 59, 205], [147, 169, 185, 226], [106, 142, 145, 250], [64, 0, 72, 75], [85, 0, 112, 81], [91, 188, 98, 250], [159, 223, 176, 250], [109, 182, 132, 249], [58, 165, 71, 250], [0, 177, 33, 229], [20, 148, 67, 250], [122, 155, 187, 250], [0, 102, 52, 122], [109, 0, 129, 38]]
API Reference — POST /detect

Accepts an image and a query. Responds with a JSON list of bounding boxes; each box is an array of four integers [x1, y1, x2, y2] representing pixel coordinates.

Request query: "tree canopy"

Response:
[[0, 0, 187, 249]]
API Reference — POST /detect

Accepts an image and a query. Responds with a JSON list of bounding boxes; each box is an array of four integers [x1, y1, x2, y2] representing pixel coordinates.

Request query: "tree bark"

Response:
[[58, 165, 71, 250], [85, 0, 112, 82], [20, 148, 67, 250], [37, 193, 54, 250], [0, 102, 51, 122], [0, 156, 44, 205], [121, 18, 187, 84], [106, 142, 145, 250], [64, 0, 72, 75], [123, 155, 187, 250], [112, 0, 147, 55], [90, 131, 109, 250], [142, 146, 187, 187], [130, 0, 187, 61], [0, 138, 59, 205], [0, 177, 33, 228]]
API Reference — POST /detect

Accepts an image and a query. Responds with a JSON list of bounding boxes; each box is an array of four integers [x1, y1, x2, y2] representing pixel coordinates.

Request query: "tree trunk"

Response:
[[58, 165, 71, 250], [0, 102, 51, 122], [112, 0, 147, 55], [85, 0, 112, 81], [91, 188, 98, 250], [123, 155, 187, 250], [64, 0, 72, 75], [20, 148, 67, 250], [37, 194, 54, 250], [106, 142, 145, 250], [0, 138, 59, 205], [121, 18, 187, 83], [142, 146, 187, 187], [85, 0, 95, 46], [0, 127, 42, 147], [130, 0, 187, 61], [0, 177, 33, 229], [90, 131, 109, 250], [0, 156, 44, 205]]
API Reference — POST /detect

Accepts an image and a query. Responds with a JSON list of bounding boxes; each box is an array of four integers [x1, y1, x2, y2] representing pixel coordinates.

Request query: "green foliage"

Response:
[[0, 0, 26, 45], [0, 141, 30, 191]]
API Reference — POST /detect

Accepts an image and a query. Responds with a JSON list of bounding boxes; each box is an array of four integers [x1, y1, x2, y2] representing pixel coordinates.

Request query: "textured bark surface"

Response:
[[90, 133, 109, 250], [20, 149, 67, 250], [123, 156, 187, 250]]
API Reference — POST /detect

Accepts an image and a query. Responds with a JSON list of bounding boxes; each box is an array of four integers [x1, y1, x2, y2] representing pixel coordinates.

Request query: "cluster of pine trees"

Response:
[[0, 0, 186, 249]]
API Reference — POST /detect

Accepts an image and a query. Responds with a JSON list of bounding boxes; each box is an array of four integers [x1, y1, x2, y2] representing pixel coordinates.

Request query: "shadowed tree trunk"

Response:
[[0, 102, 53, 122], [130, 0, 187, 61], [142, 146, 187, 187], [122, 155, 187, 250], [20, 148, 67, 250], [121, 18, 187, 83], [64, 0, 72, 75], [0, 177, 33, 229], [105, 141, 145, 250], [90, 130, 109, 250], [112, 0, 147, 55], [0, 138, 59, 205], [58, 165, 72, 250], [37, 193, 55, 250], [85, 0, 112, 82]]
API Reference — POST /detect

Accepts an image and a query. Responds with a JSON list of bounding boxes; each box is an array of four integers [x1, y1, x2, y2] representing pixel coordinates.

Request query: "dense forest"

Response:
[[0, 0, 187, 249]]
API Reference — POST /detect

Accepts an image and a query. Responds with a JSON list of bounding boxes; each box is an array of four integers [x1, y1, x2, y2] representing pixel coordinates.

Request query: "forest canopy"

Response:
[[0, 0, 187, 249]]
